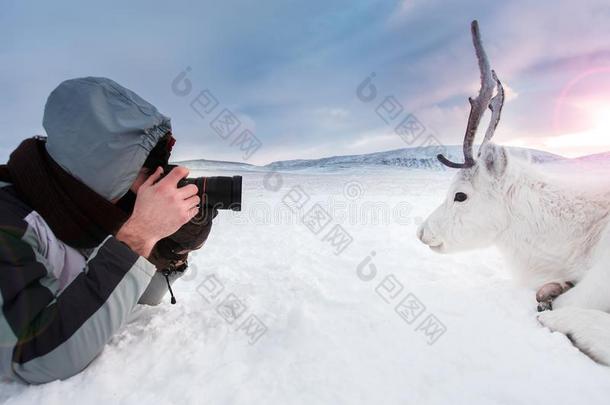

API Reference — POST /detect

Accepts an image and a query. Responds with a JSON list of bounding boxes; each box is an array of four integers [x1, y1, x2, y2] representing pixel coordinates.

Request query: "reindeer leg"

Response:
[[552, 228, 610, 313], [538, 307, 610, 365], [538, 228, 610, 363], [536, 281, 574, 312], [552, 267, 610, 312]]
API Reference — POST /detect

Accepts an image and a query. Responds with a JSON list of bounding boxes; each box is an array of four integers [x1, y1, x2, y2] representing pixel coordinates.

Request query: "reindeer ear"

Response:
[[479, 143, 508, 177]]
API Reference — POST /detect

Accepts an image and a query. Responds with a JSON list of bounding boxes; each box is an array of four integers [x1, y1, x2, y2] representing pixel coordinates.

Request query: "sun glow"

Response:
[[543, 104, 610, 156], [540, 67, 610, 157], [592, 105, 610, 137]]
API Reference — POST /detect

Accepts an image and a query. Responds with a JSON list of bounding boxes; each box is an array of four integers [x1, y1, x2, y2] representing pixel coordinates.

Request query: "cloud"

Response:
[[2, 0, 610, 164]]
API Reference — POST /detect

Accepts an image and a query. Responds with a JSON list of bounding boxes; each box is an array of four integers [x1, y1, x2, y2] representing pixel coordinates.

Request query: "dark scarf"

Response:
[[0, 137, 133, 249]]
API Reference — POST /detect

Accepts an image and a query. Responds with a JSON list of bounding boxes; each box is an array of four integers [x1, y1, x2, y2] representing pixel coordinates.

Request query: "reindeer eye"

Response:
[[454, 192, 468, 202]]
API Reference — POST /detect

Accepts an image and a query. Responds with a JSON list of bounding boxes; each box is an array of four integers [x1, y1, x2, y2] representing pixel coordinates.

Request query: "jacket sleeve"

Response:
[[1, 233, 155, 384]]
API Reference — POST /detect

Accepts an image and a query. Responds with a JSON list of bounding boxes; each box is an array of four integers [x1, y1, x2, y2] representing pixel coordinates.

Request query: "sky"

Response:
[[2, 0, 610, 165]]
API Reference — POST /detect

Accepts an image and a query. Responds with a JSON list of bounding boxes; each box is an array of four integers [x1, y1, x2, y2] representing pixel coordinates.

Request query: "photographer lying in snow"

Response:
[[0, 77, 215, 384]]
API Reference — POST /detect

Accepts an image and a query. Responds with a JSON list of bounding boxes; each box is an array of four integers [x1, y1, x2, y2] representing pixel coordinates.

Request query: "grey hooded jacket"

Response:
[[0, 77, 171, 384]]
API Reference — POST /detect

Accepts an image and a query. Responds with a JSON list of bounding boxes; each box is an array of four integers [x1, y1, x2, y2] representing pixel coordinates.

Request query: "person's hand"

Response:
[[116, 166, 200, 258]]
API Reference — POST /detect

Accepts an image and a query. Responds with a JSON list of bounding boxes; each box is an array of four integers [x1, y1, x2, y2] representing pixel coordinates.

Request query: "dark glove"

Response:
[[148, 207, 218, 272]]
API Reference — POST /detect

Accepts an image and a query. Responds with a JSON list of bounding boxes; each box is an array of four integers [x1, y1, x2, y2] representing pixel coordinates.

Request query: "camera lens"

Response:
[[202, 176, 242, 211], [168, 163, 242, 212]]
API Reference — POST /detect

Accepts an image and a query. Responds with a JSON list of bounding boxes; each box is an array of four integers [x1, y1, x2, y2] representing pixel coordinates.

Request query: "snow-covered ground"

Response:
[[2, 166, 610, 404]]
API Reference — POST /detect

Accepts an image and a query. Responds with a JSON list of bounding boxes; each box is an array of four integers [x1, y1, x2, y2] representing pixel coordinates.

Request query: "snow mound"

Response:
[[2, 168, 610, 404]]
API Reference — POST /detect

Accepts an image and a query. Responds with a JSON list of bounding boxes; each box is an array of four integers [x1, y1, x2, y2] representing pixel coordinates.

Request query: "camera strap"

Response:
[[161, 262, 188, 304]]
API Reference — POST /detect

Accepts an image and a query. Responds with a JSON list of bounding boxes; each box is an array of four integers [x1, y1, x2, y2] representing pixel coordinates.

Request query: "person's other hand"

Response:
[[116, 166, 200, 257]]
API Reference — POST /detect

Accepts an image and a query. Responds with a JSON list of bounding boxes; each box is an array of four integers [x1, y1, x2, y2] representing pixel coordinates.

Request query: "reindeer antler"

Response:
[[479, 71, 505, 152], [437, 20, 504, 169]]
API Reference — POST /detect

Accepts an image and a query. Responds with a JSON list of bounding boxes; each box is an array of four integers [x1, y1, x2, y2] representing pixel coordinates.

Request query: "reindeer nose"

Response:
[[417, 223, 441, 247], [417, 224, 433, 245]]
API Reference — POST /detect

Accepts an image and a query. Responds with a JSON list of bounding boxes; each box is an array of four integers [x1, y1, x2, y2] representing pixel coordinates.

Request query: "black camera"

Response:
[[165, 164, 242, 211]]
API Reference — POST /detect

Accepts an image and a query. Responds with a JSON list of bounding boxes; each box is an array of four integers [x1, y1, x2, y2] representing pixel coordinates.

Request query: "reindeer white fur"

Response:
[[417, 21, 610, 365]]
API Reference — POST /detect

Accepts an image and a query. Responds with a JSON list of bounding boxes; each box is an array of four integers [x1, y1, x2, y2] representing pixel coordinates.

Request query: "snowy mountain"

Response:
[[172, 158, 257, 172], [265, 145, 564, 171], [574, 151, 610, 166], [175, 145, 609, 173]]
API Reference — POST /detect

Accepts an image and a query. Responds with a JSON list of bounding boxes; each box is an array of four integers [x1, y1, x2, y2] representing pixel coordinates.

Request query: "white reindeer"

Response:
[[417, 21, 610, 365]]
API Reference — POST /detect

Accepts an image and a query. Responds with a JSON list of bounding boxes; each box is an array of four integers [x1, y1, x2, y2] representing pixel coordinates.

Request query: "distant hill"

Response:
[[171, 159, 258, 172], [574, 152, 610, 164], [264, 145, 564, 171], [174, 145, 602, 172]]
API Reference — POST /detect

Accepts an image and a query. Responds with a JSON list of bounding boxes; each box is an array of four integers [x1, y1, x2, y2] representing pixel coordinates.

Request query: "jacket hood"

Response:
[[43, 77, 171, 201]]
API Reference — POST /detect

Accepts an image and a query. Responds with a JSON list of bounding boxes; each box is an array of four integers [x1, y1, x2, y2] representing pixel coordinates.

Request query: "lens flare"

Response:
[[551, 67, 610, 156]]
